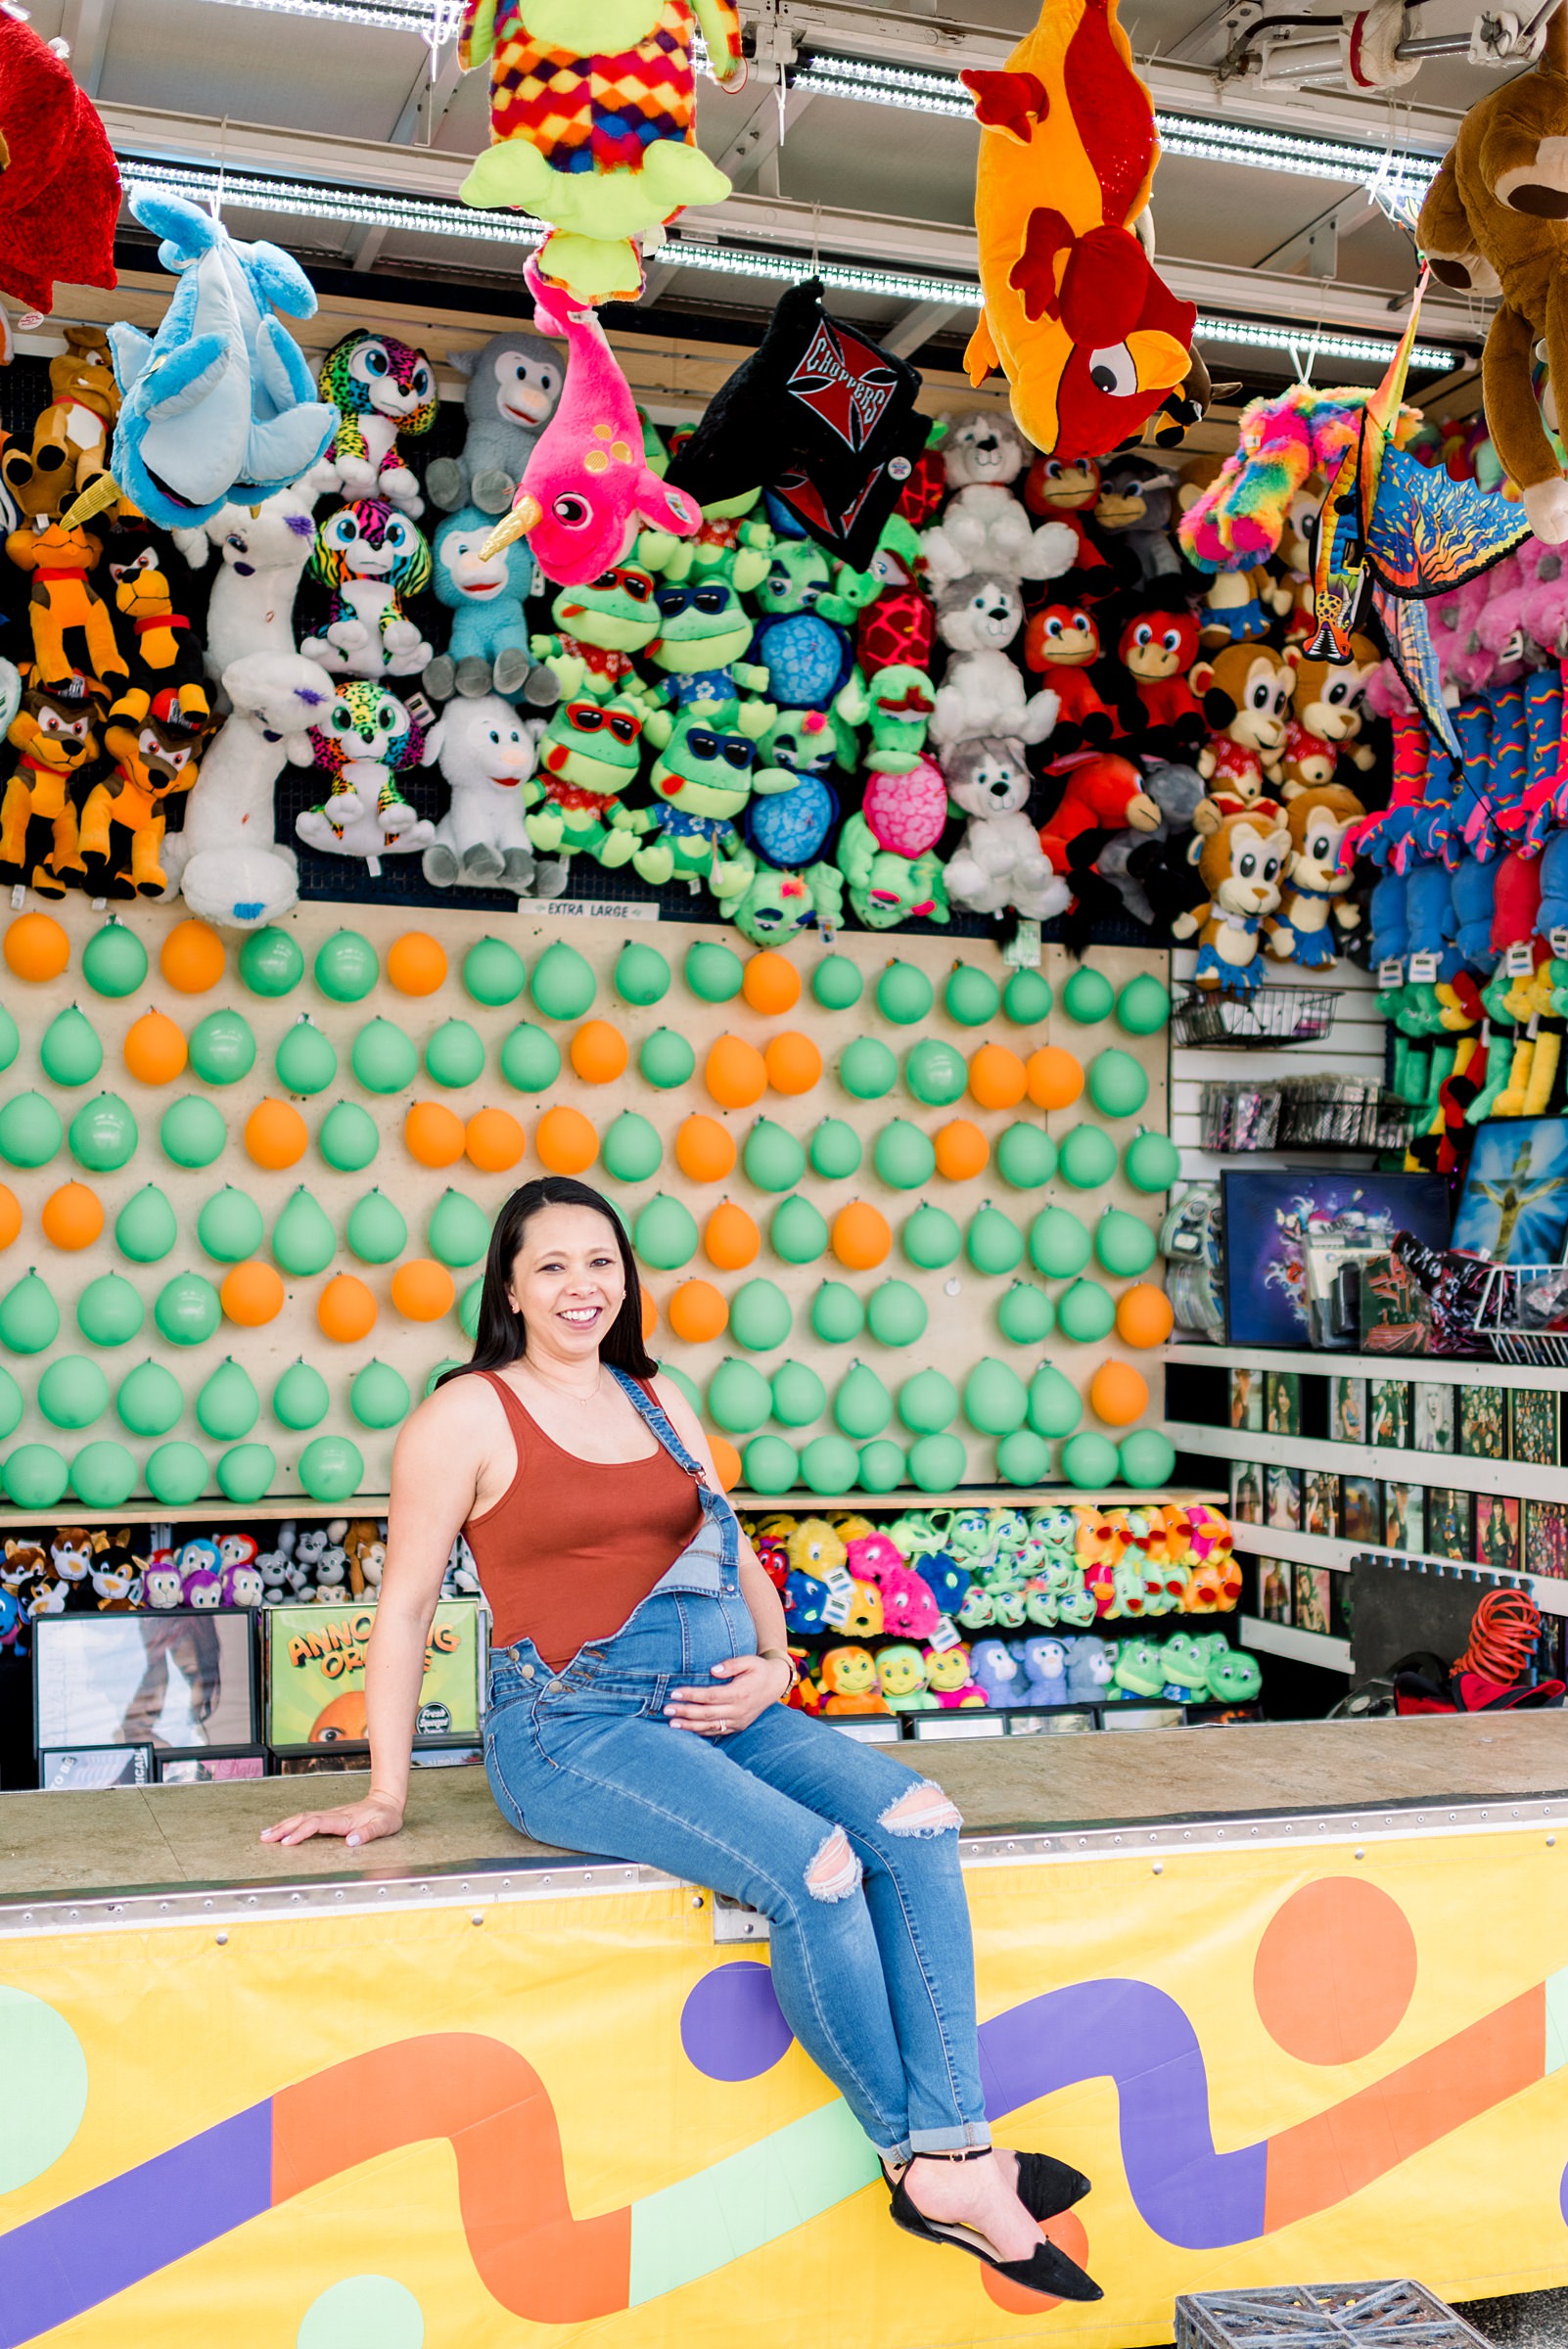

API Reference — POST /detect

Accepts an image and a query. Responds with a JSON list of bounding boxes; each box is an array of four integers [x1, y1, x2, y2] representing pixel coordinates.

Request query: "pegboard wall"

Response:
[[0, 894, 1172, 1514]]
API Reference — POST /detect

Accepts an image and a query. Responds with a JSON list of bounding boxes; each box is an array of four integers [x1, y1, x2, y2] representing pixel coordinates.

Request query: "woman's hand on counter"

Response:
[[260, 1793, 406, 1849]]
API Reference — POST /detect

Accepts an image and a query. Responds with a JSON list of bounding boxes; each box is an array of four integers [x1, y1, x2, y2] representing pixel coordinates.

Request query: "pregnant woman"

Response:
[[263, 1174, 1098, 2298]]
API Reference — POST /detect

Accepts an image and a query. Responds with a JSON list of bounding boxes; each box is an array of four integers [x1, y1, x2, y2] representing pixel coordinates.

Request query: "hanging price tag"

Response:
[[823, 1565, 853, 1597], [820, 1590, 853, 1631], [1551, 930, 1568, 957], [1506, 941, 1536, 976], [1377, 958, 1405, 989], [1407, 952, 1439, 982], [927, 1613, 963, 1653]]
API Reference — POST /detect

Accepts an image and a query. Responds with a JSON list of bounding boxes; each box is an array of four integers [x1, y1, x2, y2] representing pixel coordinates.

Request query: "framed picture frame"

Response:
[[1370, 1378, 1411, 1450], [1231, 1460, 1264, 1525], [1426, 1487, 1473, 1564], [1342, 1475, 1383, 1544], [157, 1748, 268, 1784], [1304, 1471, 1340, 1539], [1267, 1465, 1301, 1532], [1294, 1565, 1332, 1635], [1475, 1495, 1521, 1576], [1525, 1499, 1568, 1580], [1330, 1375, 1367, 1445], [1221, 1171, 1450, 1349], [1229, 1368, 1265, 1432], [32, 1610, 257, 1755], [1382, 1482, 1424, 1554], [1458, 1385, 1506, 1460], [1412, 1383, 1455, 1455], [1511, 1389, 1560, 1468], [1265, 1372, 1301, 1437], [1453, 1118, 1568, 1265], [39, 1744, 154, 1790], [264, 1598, 483, 1755], [1259, 1558, 1292, 1624]]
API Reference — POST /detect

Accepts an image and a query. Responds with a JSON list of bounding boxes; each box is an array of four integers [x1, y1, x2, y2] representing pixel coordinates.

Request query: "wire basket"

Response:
[[1470, 1263, 1568, 1366], [1171, 985, 1337, 1050]]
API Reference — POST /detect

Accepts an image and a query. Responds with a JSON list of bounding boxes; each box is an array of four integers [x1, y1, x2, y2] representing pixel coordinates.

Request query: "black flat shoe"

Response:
[[1015, 2149, 1092, 2221], [888, 2171, 1104, 2301]]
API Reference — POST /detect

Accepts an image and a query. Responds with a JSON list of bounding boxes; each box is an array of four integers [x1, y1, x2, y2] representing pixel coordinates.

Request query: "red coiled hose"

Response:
[[1455, 1589, 1541, 1685]]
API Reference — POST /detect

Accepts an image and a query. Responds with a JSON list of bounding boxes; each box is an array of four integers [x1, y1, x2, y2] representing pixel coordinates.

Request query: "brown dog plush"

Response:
[[1265, 783, 1366, 969], [1417, 5, 1568, 542], [1172, 808, 1291, 997]]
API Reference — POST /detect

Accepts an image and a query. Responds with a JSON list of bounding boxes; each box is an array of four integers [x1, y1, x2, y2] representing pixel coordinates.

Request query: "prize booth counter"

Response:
[[3, 1714, 1568, 2349]]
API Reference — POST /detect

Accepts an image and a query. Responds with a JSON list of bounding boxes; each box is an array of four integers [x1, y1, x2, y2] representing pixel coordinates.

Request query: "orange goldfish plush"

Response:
[[962, 0, 1195, 461]]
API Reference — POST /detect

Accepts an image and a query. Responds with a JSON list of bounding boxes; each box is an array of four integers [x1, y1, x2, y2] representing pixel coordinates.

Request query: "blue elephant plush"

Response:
[[423, 507, 556, 707]]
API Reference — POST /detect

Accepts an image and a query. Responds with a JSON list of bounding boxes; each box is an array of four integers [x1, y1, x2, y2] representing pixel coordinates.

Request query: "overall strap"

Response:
[[607, 1363, 710, 1482]]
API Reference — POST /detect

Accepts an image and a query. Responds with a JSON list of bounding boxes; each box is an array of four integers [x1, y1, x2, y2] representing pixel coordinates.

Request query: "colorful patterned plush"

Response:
[[316, 331, 438, 517], [1179, 385, 1380, 570]]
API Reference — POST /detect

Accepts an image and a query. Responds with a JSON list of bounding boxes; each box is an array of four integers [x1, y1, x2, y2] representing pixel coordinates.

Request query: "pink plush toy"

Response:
[[845, 1531, 940, 1639], [482, 255, 700, 586], [860, 756, 948, 858]]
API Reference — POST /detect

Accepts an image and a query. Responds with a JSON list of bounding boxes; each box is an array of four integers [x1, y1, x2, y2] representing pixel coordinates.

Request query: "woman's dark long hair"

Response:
[[437, 1177, 657, 1387]]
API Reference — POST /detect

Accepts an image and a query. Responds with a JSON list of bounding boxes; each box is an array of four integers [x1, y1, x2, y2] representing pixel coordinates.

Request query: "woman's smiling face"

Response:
[[505, 1202, 625, 1360]]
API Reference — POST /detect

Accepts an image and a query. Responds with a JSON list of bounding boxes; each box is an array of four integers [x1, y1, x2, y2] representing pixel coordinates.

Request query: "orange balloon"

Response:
[[968, 1040, 1028, 1111], [668, 1278, 728, 1344], [832, 1200, 892, 1270], [390, 1258, 454, 1322], [1026, 1045, 1084, 1112], [641, 1289, 658, 1339], [676, 1114, 737, 1183], [159, 917, 225, 993], [1116, 1281, 1175, 1350], [122, 1007, 188, 1085], [465, 1106, 526, 1173], [320, 1271, 380, 1342], [741, 950, 801, 1016], [387, 931, 448, 995], [709, 1432, 742, 1492], [764, 1031, 822, 1095], [1088, 1360, 1150, 1426], [220, 1259, 285, 1326], [245, 1097, 307, 1170], [0, 1183, 20, 1250], [704, 1200, 761, 1270], [404, 1100, 467, 1169], [705, 1035, 766, 1110], [534, 1104, 599, 1174], [570, 1019, 629, 1084], [41, 1180, 103, 1251], [4, 910, 69, 982], [934, 1118, 990, 1182]]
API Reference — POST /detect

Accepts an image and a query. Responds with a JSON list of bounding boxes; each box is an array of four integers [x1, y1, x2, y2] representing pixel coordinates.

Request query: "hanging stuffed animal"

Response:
[[530, 563, 662, 702], [1264, 782, 1367, 969], [170, 481, 320, 678], [945, 736, 1071, 920], [0, 16, 119, 316], [836, 813, 950, 928], [0, 668, 91, 898], [316, 330, 438, 516], [427, 332, 565, 518], [746, 709, 847, 870], [931, 572, 1059, 750], [620, 697, 770, 896], [5, 331, 120, 516], [526, 692, 648, 873], [7, 514, 127, 690], [300, 500, 434, 678], [1110, 598, 1204, 755], [1023, 600, 1116, 750], [1024, 452, 1111, 585], [424, 507, 552, 705], [855, 514, 937, 676], [298, 682, 434, 872], [81, 682, 208, 899], [1092, 456, 1182, 584], [919, 412, 1077, 590], [752, 542, 876, 711], [647, 560, 772, 712], [1191, 642, 1297, 824], [102, 520, 210, 723], [162, 652, 330, 928], [422, 695, 561, 896]]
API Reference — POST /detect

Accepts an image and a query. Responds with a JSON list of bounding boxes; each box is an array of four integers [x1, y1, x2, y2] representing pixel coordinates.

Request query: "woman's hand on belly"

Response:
[[666, 1653, 792, 1735]]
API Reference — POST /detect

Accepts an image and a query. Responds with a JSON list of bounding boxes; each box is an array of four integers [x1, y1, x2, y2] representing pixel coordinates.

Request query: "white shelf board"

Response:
[[1229, 1518, 1568, 1615], [1165, 1344, 1568, 1393], [1168, 1419, 1568, 1504], [1239, 1614, 1353, 1673]]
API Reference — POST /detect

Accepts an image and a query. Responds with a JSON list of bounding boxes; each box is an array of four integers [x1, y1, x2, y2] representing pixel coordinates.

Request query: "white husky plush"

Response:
[[932, 574, 1058, 751], [161, 652, 331, 926], [943, 736, 1070, 921], [919, 412, 1076, 590], [422, 695, 564, 897], [171, 478, 322, 679]]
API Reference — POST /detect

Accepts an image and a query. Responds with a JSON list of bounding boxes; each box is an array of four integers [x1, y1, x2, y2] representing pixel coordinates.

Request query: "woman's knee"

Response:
[[877, 1777, 964, 1839], [804, 1823, 861, 1903]]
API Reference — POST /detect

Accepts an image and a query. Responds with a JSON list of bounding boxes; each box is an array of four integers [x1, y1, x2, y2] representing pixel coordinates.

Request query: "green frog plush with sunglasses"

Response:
[[527, 694, 648, 869], [530, 565, 662, 703], [645, 561, 770, 714], [615, 698, 773, 896]]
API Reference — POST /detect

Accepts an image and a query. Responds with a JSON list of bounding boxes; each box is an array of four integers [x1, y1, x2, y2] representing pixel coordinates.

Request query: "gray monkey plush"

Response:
[[1093, 457, 1181, 583], [425, 332, 566, 517]]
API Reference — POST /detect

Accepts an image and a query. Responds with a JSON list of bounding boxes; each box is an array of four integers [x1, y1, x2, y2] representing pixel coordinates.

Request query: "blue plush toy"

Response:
[[752, 542, 876, 709], [423, 507, 557, 708], [1064, 1634, 1115, 1703], [94, 191, 337, 530], [970, 1636, 1022, 1705], [747, 707, 846, 868], [1539, 831, 1568, 935]]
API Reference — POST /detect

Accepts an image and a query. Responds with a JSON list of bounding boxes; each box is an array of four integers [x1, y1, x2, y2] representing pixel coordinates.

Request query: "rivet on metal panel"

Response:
[[203, 1898, 212, 1910], [1354, 1848, 1365, 1861], [215, 1931, 229, 1947], [692, 1892, 706, 1909], [1152, 1862, 1164, 1875], [472, 1913, 484, 1927], [1549, 1836, 1557, 1848]]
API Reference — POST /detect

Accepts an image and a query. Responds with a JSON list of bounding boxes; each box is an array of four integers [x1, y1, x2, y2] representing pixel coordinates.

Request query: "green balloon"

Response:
[[963, 1357, 1027, 1436], [116, 1358, 183, 1437], [945, 964, 1000, 1028], [874, 1120, 936, 1191], [707, 1357, 772, 1434], [425, 1360, 466, 1398], [351, 1018, 418, 1096], [1095, 1208, 1157, 1278], [1058, 1124, 1118, 1190], [743, 1120, 807, 1194], [998, 1281, 1055, 1345], [770, 1359, 826, 1427], [840, 1036, 897, 1100], [425, 1019, 485, 1090], [196, 1358, 259, 1441], [601, 1111, 662, 1182], [116, 1184, 177, 1265], [314, 929, 380, 1002], [1061, 966, 1115, 1025], [70, 1438, 138, 1508], [271, 1188, 336, 1277], [238, 927, 303, 998], [1087, 1047, 1149, 1121], [683, 941, 743, 1005], [0, 1092, 61, 1169], [458, 1278, 482, 1340], [634, 1194, 699, 1270], [81, 918, 148, 999], [69, 1092, 138, 1174], [865, 1278, 927, 1348], [898, 1367, 957, 1434], [908, 1431, 966, 1494], [273, 1358, 329, 1431], [530, 939, 597, 1020], [299, 1434, 365, 1503], [1002, 968, 1052, 1027], [155, 1271, 221, 1348], [615, 941, 670, 1006], [1060, 1430, 1119, 1490], [319, 1100, 381, 1172], [1028, 1363, 1082, 1438], [811, 1281, 864, 1344], [1125, 1129, 1181, 1194], [856, 1438, 906, 1494], [809, 1118, 861, 1179], [216, 1441, 276, 1502], [876, 959, 934, 1026], [638, 1028, 695, 1090], [995, 1123, 1058, 1190], [743, 1435, 799, 1495], [1117, 972, 1172, 1036], [770, 1194, 828, 1266], [144, 1441, 208, 1506], [901, 1202, 961, 1270], [3, 1442, 69, 1509], [996, 1429, 1052, 1485], [655, 1360, 702, 1413], [0, 1001, 16, 1075], [1120, 1428, 1176, 1489], [1057, 1277, 1117, 1343], [0, 1269, 58, 1353], [350, 1359, 411, 1430], [38, 1355, 109, 1430], [159, 1095, 226, 1170], [801, 1433, 858, 1495], [811, 953, 863, 1010], [185, 1008, 256, 1088], [1029, 1205, 1090, 1278], [274, 1016, 338, 1097], [729, 1277, 792, 1353], [464, 937, 528, 1007], [0, 1363, 19, 1441], [429, 1188, 490, 1268], [834, 1360, 891, 1439], [966, 1202, 1024, 1275], [40, 1005, 103, 1087], [903, 1037, 967, 1108], [76, 1272, 145, 1349], [345, 1190, 408, 1266], [197, 1186, 264, 1264]]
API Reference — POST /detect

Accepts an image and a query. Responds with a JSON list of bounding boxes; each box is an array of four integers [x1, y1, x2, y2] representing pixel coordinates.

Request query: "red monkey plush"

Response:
[[1038, 751, 1160, 870]]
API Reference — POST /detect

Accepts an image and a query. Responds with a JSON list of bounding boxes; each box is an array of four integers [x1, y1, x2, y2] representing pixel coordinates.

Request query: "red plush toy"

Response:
[[1024, 602, 1114, 746], [1113, 603, 1203, 748], [1038, 750, 1160, 871], [0, 17, 119, 314], [1023, 454, 1111, 583]]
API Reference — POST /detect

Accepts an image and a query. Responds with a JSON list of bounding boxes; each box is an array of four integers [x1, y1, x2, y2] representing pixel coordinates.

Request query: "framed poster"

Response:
[[1452, 1118, 1568, 1265], [1221, 1171, 1450, 1347], [158, 1749, 268, 1784], [33, 1611, 257, 1754], [265, 1599, 483, 1753], [39, 1745, 154, 1790]]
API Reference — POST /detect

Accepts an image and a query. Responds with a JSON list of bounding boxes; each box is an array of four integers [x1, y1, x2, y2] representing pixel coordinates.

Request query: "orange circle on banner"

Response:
[[981, 2212, 1092, 2315], [668, 1279, 728, 1344], [1026, 1045, 1084, 1112], [571, 1020, 628, 1084], [159, 917, 225, 993], [741, 951, 801, 1016], [221, 1259, 285, 1325], [705, 1035, 767, 1110], [641, 1290, 658, 1340], [704, 1200, 761, 1270], [4, 911, 69, 983], [1088, 1360, 1149, 1426], [0, 1183, 20, 1250], [122, 1008, 188, 1085], [534, 1105, 599, 1174], [41, 1180, 103, 1251], [405, 1100, 467, 1169], [244, 1097, 307, 1170], [934, 1119, 990, 1181], [390, 1259, 454, 1323], [832, 1200, 892, 1270], [1115, 1282, 1175, 1350], [387, 931, 448, 996], [764, 1032, 822, 1095], [968, 1040, 1028, 1111], [1254, 1878, 1417, 2064], [465, 1107, 526, 1173], [319, 1272, 379, 1342], [709, 1432, 742, 1491], [676, 1114, 737, 1184]]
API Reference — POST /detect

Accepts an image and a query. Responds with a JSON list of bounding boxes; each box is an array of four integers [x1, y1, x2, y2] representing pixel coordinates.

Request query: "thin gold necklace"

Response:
[[520, 1356, 603, 1403]]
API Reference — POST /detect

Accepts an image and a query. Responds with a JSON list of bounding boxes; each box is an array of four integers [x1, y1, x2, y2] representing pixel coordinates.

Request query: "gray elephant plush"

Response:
[[425, 331, 566, 517]]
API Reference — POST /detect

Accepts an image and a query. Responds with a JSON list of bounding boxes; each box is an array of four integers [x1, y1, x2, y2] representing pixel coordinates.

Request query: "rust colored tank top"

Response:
[[464, 1370, 704, 1666]]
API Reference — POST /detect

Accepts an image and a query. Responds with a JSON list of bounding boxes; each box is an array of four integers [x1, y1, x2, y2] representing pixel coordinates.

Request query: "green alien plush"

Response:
[[530, 564, 662, 703], [638, 486, 772, 592], [726, 856, 845, 947], [835, 810, 949, 930], [526, 694, 648, 870], [839, 660, 938, 776], [615, 697, 773, 896]]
